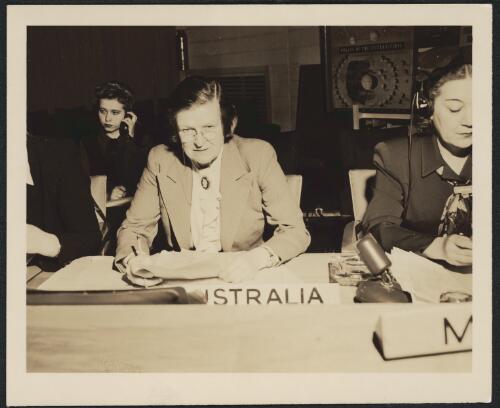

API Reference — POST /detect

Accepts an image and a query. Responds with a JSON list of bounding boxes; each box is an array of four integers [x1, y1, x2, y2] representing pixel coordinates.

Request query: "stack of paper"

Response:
[[389, 247, 472, 303], [37, 254, 303, 292], [37, 257, 129, 291]]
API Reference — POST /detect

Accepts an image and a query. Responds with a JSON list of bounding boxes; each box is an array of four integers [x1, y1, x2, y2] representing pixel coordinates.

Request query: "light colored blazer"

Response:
[[116, 135, 310, 263]]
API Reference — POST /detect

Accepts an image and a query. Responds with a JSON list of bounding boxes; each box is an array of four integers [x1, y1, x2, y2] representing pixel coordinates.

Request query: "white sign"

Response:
[[374, 303, 472, 360], [199, 284, 340, 306]]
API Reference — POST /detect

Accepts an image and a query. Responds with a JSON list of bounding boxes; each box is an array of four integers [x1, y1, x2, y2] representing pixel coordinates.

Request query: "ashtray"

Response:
[[329, 254, 371, 286]]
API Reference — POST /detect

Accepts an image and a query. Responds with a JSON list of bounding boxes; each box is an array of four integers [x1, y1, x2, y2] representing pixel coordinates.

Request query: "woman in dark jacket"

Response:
[[80, 81, 152, 200], [27, 134, 101, 271], [362, 58, 472, 267], [79, 81, 153, 255]]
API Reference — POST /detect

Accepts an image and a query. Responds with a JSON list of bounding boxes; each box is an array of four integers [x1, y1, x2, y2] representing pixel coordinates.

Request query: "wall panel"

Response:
[[27, 26, 178, 112]]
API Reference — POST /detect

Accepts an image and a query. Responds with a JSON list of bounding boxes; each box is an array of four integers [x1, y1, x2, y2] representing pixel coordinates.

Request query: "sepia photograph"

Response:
[[6, 4, 492, 405]]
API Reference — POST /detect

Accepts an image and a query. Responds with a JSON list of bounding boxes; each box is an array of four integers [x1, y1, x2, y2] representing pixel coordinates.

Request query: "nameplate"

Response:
[[200, 284, 340, 306], [373, 303, 472, 360]]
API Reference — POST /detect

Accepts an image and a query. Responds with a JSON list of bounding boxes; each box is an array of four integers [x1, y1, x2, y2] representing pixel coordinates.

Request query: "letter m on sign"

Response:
[[444, 316, 473, 345]]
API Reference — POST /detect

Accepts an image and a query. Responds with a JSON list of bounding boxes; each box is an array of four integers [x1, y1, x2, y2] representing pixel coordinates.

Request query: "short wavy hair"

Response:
[[166, 76, 237, 147], [414, 53, 471, 133], [425, 55, 472, 114], [94, 81, 135, 112]]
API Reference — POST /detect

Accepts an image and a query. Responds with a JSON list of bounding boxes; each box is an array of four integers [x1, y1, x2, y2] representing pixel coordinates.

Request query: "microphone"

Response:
[[356, 233, 391, 275], [354, 234, 411, 303]]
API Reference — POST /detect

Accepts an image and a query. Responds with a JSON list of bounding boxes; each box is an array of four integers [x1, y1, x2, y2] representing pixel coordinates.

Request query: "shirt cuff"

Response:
[[261, 245, 282, 268]]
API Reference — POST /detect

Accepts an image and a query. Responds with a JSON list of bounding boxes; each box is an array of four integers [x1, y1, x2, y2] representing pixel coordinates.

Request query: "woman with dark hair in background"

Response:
[[80, 81, 152, 200], [362, 57, 472, 267], [80, 81, 153, 254], [115, 76, 310, 283], [27, 133, 101, 271]]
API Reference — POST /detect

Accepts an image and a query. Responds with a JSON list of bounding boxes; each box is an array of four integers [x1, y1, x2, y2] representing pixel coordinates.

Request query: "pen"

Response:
[[132, 245, 138, 256], [136, 236, 144, 254]]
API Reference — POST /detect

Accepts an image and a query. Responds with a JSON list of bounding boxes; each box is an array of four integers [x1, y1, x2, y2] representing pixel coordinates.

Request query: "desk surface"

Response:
[[27, 254, 357, 301], [27, 254, 472, 373]]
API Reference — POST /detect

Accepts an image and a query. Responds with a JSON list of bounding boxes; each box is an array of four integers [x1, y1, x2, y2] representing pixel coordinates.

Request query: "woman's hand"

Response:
[[27, 224, 61, 258], [122, 111, 138, 138], [423, 234, 472, 266], [110, 185, 127, 200], [219, 247, 271, 283], [126, 254, 164, 287]]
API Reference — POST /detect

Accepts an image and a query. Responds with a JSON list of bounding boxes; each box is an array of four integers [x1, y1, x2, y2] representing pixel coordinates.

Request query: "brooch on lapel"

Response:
[[201, 176, 210, 190]]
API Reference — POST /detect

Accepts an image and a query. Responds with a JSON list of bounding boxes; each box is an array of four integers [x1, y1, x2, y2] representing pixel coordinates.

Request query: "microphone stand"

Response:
[[354, 234, 412, 303]]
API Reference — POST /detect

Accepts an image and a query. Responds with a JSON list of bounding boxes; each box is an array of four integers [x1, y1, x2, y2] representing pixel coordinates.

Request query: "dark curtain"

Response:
[[28, 26, 178, 112]]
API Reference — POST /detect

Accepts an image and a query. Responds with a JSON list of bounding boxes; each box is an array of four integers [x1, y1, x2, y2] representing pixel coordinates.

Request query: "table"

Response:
[[26, 254, 472, 372]]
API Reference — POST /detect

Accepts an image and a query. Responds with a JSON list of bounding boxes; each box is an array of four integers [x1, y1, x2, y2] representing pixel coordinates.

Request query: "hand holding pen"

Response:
[[125, 238, 164, 287]]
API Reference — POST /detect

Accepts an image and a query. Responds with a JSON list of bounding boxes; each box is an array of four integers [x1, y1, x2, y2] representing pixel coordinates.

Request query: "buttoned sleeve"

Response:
[[362, 141, 435, 252], [115, 146, 163, 262], [114, 131, 152, 195], [256, 142, 310, 262]]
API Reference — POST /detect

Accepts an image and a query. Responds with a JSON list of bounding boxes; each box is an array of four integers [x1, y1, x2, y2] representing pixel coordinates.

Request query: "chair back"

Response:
[[341, 169, 376, 252], [349, 169, 376, 221], [285, 175, 303, 206], [90, 175, 107, 231]]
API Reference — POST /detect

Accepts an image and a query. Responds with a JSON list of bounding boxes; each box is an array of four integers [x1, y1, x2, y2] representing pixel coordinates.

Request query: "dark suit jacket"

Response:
[[362, 133, 472, 252], [27, 135, 101, 271], [116, 135, 310, 262]]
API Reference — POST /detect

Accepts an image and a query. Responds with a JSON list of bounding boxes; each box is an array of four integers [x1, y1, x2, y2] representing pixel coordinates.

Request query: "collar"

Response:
[[192, 146, 224, 179], [163, 137, 249, 204], [421, 134, 472, 183], [436, 139, 472, 183], [442, 155, 472, 183], [166, 137, 248, 181], [421, 134, 445, 178], [98, 129, 122, 147], [219, 136, 249, 182]]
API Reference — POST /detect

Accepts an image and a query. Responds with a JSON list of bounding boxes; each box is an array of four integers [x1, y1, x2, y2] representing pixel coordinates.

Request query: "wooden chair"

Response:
[[89, 176, 107, 233], [341, 169, 376, 252], [89, 175, 110, 254]]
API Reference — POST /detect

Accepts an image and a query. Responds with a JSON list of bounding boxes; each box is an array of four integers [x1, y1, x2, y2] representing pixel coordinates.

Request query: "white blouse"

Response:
[[436, 139, 469, 176], [190, 148, 223, 252]]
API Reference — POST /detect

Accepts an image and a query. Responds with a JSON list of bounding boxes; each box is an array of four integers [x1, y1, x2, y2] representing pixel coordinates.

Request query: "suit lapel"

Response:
[[220, 140, 251, 251], [157, 154, 192, 249]]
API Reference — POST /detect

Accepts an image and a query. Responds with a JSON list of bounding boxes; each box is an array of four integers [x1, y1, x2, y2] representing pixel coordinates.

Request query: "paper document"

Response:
[[389, 247, 472, 303], [38, 257, 130, 291], [130, 250, 232, 281], [38, 254, 304, 292]]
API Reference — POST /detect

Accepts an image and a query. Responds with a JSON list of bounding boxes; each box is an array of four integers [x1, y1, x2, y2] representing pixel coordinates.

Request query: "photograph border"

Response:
[[6, 4, 493, 405]]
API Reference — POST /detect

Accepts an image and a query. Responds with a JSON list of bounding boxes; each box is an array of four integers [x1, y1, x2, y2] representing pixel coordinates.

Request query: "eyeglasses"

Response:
[[178, 125, 219, 142]]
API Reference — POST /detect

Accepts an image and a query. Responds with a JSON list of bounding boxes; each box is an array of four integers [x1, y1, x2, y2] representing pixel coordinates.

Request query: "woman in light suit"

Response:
[[115, 76, 310, 283]]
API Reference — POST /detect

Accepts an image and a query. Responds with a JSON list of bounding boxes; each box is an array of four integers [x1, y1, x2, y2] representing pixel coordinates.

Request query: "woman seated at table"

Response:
[[362, 56, 472, 267], [115, 76, 310, 283], [27, 133, 101, 272]]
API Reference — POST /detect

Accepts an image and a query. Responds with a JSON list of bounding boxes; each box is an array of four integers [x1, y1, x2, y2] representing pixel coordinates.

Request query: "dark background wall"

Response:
[[27, 26, 178, 112], [184, 26, 320, 132], [26, 26, 469, 216]]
